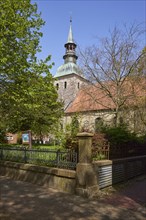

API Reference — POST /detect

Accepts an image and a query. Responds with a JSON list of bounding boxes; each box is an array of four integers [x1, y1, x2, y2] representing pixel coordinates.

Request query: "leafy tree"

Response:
[[79, 23, 145, 127], [54, 115, 80, 149], [0, 0, 63, 136], [71, 115, 79, 137]]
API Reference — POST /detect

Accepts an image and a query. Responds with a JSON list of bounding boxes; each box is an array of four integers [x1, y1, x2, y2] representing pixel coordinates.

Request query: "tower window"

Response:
[[56, 83, 59, 90], [64, 81, 67, 89], [78, 82, 80, 89]]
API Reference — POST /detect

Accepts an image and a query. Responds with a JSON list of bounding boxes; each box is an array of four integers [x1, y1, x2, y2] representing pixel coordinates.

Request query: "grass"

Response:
[[0, 144, 75, 169], [0, 143, 63, 150], [32, 144, 64, 150]]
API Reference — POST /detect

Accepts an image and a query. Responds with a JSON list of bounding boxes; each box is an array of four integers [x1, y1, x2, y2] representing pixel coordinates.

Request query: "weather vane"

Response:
[[69, 11, 72, 23]]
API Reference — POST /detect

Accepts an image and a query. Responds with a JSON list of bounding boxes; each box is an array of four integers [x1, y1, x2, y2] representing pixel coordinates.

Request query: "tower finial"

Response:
[[70, 15, 72, 23], [67, 14, 74, 43], [69, 11, 72, 23]]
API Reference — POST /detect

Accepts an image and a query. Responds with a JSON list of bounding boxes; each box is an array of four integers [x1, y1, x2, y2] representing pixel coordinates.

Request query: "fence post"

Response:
[[56, 149, 60, 166], [24, 147, 27, 163], [75, 132, 99, 198], [0, 148, 3, 160]]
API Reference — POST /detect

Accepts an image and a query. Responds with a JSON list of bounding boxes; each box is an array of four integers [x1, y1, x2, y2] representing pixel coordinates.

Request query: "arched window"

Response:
[[78, 82, 80, 89], [119, 117, 123, 125], [113, 116, 116, 126], [95, 117, 103, 132], [64, 81, 67, 89], [113, 116, 124, 127], [56, 83, 59, 90]]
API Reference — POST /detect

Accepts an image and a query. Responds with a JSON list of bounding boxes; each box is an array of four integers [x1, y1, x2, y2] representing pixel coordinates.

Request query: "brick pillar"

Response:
[[75, 132, 99, 198]]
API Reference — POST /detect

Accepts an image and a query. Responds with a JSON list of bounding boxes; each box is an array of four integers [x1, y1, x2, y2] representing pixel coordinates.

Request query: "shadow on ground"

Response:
[[0, 175, 146, 220]]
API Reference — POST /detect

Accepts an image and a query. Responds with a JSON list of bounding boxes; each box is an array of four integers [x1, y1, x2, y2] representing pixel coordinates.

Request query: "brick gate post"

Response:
[[75, 132, 99, 197]]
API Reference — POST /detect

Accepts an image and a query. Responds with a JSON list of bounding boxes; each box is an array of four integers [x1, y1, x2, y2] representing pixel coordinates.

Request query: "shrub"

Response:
[[102, 126, 138, 146], [92, 132, 109, 158], [92, 126, 146, 159]]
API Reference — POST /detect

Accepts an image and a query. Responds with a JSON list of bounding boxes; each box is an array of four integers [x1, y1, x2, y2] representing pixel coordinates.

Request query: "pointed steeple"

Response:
[[67, 17, 74, 43], [54, 18, 83, 78], [63, 18, 78, 64]]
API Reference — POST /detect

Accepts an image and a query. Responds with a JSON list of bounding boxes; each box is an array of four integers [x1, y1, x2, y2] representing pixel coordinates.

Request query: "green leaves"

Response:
[[0, 0, 63, 136]]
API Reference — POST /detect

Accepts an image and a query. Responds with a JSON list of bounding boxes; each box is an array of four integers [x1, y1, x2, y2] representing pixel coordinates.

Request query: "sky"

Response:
[[31, 0, 146, 76]]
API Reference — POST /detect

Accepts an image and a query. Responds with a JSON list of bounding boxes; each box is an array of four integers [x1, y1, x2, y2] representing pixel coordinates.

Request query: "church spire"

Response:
[[67, 17, 74, 43], [63, 18, 78, 64], [54, 18, 83, 78]]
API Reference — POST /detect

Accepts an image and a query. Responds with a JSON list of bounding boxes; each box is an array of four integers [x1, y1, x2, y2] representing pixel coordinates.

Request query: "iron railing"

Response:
[[0, 147, 77, 170], [92, 145, 110, 160]]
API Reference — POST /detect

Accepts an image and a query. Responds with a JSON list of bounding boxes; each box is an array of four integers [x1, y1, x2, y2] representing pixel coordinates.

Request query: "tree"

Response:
[[0, 0, 63, 136], [128, 47, 146, 133], [79, 23, 145, 127]]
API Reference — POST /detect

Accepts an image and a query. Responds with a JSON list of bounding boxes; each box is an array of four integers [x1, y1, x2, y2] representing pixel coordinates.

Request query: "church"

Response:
[[54, 20, 146, 134], [5, 20, 145, 144], [54, 20, 120, 132]]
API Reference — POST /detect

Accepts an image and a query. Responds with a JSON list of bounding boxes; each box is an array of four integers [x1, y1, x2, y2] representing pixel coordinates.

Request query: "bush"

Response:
[[102, 126, 138, 146], [92, 132, 109, 158], [0, 130, 6, 143], [91, 126, 146, 159], [101, 126, 146, 158]]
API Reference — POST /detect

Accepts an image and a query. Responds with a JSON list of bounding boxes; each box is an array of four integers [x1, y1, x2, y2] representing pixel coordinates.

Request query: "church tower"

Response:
[[54, 18, 87, 110]]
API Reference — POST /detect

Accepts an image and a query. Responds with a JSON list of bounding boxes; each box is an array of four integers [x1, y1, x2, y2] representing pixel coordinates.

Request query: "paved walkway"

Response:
[[0, 175, 146, 220]]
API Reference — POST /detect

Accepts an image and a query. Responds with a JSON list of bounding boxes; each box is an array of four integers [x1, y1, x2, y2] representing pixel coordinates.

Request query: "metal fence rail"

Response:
[[92, 145, 110, 160], [0, 147, 77, 170]]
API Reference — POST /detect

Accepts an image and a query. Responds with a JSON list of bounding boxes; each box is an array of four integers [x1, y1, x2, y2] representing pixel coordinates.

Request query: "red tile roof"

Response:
[[65, 78, 146, 114]]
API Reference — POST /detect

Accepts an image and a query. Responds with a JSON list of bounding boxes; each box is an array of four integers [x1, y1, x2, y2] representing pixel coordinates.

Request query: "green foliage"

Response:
[[62, 116, 79, 149], [0, 143, 63, 151], [53, 115, 80, 149], [0, 146, 73, 169], [103, 126, 140, 146], [0, 130, 6, 143], [0, 0, 63, 135], [32, 145, 63, 151], [92, 153, 106, 161], [53, 123, 72, 148], [92, 127, 146, 159], [52, 122, 66, 147], [71, 115, 79, 137]]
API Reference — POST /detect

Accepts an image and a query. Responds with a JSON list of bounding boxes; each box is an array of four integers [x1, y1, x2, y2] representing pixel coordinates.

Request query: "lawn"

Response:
[[0, 143, 77, 170], [0, 143, 63, 150]]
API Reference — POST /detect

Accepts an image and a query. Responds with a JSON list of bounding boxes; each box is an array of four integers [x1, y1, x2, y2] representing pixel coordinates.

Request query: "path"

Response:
[[0, 175, 146, 220]]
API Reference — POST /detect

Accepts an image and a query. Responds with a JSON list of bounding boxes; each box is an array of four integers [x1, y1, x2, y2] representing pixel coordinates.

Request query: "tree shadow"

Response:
[[0, 175, 146, 220]]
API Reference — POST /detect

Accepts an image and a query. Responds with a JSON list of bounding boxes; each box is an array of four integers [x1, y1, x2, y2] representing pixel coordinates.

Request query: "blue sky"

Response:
[[31, 0, 146, 75]]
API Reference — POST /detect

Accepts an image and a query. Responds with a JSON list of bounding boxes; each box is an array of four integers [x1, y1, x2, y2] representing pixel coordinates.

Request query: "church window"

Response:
[[119, 117, 123, 124], [56, 83, 59, 90], [113, 116, 116, 126], [78, 82, 80, 89], [64, 81, 67, 89], [95, 117, 103, 132]]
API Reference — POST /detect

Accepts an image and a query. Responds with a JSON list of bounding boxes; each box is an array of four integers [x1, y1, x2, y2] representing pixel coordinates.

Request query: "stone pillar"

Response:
[[75, 132, 99, 198]]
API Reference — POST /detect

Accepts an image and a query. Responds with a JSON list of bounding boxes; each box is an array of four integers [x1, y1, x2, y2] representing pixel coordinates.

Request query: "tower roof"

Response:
[[54, 18, 83, 78], [67, 17, 74, 43], [54, 62, 83, 78]]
